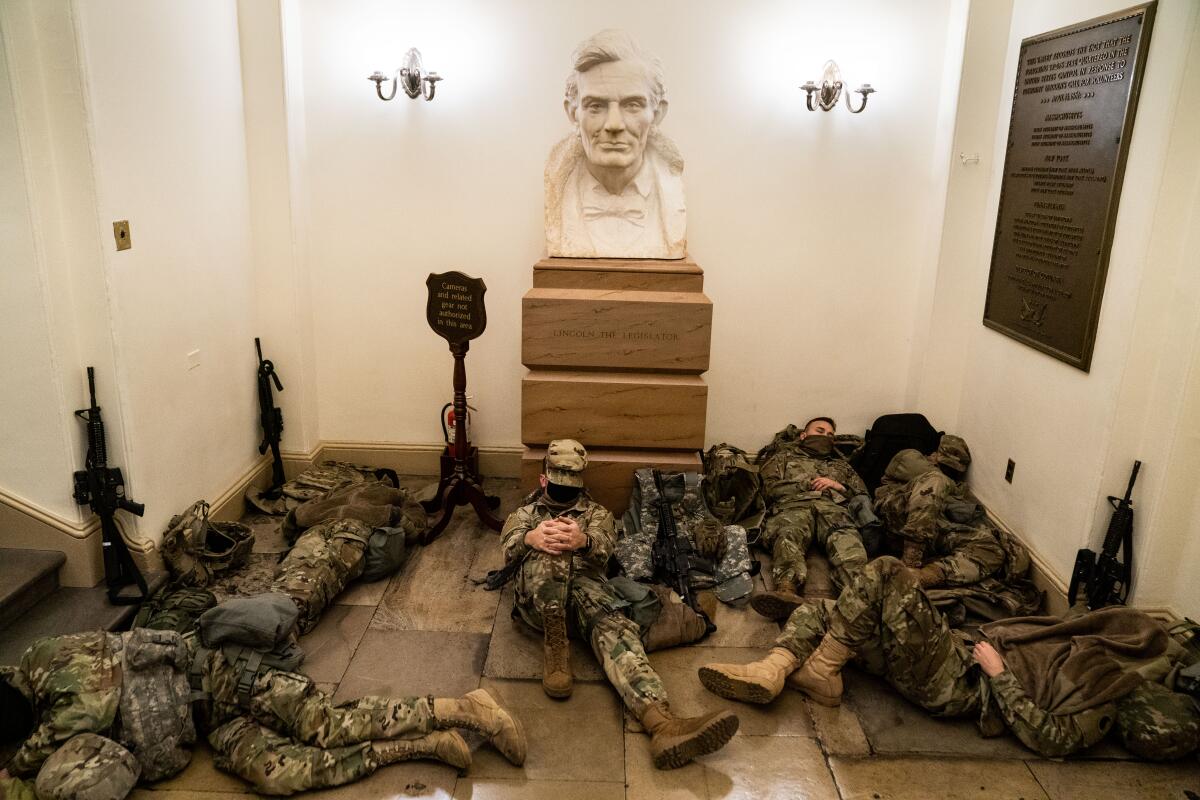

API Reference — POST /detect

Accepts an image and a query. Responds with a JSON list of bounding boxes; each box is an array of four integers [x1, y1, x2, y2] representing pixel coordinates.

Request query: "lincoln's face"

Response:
[[567, 59, 666, 172]]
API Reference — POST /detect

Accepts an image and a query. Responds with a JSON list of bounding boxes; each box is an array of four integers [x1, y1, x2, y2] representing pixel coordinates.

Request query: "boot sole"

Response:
[[750, 593, 803, 621], [652, 711, 740, 770], [697, 667, 778, 705]]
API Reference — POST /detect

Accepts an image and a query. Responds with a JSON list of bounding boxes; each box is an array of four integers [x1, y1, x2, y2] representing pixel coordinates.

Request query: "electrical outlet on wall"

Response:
[[1005, 459, 1015, 483]]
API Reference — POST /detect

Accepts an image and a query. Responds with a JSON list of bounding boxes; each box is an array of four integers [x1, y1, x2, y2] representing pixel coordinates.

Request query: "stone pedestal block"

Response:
[[521, 447, 703, 516], [522, 370, 707, 450], [533, 257, 704, 292]]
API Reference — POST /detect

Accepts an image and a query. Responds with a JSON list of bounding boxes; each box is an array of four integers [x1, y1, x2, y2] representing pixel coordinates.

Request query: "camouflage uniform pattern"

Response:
[[874, 449, 1005, 586], [246, 461, 398, 516], [33, 733, 140, 800], [616, 469, 754, 603], [1115, 681, 1200, 760], [270, 518, 372, 633], [160, 501, 254, 588], [502, 494, 668, 717], [193, 642, 434, 795], [0, 632, 122, 776], [701, 444, 766, 536], [757, 444, 869, 590], [776, 557, 1117, 757]]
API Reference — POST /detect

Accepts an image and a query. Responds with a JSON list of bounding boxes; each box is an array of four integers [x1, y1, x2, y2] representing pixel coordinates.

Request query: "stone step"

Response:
[[0, 570, 168, 666], [0, 548, 65, 633]]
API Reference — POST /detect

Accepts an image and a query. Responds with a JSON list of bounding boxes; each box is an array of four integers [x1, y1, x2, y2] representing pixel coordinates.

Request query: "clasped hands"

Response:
[[524, 516, 587, 555]]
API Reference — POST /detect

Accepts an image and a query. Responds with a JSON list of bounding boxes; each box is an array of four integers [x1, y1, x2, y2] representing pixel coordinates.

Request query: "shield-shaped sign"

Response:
[[426, 271, 488, 344]]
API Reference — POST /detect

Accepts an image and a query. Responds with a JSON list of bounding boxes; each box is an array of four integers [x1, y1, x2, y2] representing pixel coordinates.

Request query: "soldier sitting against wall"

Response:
[[697, 557, 1200, 760], [0, 627, 526, 797], [751, 417, 872, 617], [500, 439, 738, 770]]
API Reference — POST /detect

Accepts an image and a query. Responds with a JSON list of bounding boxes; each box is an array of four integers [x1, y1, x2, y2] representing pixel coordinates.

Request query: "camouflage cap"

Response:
[[1116, 681, 1200, 761], [35, 733, 140, 800], [544, 439, 587, 488], [935, 434, 971, 472]]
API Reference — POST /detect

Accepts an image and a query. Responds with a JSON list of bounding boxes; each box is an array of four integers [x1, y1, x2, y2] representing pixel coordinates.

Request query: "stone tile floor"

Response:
[[134, 476, 1200, 800]]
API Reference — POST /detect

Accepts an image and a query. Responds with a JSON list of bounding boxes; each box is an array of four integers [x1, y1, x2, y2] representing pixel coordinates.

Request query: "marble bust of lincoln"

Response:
[[545, 30, 686, 260]]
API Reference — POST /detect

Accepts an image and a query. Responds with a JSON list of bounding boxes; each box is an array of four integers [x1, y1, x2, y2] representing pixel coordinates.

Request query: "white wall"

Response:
[[290, 0, 961, 452], [915, 0, 1200, 614], [70, 0, 261, 539]]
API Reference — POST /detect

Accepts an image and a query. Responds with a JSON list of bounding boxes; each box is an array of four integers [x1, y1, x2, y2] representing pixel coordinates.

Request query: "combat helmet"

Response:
[[161, 500, 254, 587]]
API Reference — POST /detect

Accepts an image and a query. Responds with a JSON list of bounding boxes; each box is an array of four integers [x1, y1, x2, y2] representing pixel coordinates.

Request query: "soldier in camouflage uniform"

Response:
[[616, 468, 754, 604], [753, 417, 871, 615], [501, 439, 738, 770], [698, 557, 1199, 759], [0, 629, 526, 796], [872, 434, 1005, 590]]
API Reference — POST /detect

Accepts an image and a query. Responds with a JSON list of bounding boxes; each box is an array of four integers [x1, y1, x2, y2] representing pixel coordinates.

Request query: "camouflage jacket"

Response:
[[874, 449, 964, 542], [501, 492, 616, 573], [1, 633, 123, 776], [759, 446, 867, 510], [1, 630, 195, 780]]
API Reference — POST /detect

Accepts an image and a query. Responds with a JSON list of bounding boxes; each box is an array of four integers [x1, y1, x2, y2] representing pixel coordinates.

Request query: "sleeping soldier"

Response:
[[0, 628, 525, 797], [698, 557, 1200, 760], [752, 417, 870, 617], [500, 439, 738, 770]]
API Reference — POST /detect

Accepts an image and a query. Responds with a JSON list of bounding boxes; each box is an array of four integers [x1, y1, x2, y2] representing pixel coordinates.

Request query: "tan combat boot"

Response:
[[915, 560, 947, 588], [640, 702, 739, 770], [432, 689, 527, 766], [901, 539, 925, 568], [750, 576, 804, 621], [697, 647, 799, 705], [785, 634, 854, 707], [373, 731, 471, 771], [541, 604, 573, 699]]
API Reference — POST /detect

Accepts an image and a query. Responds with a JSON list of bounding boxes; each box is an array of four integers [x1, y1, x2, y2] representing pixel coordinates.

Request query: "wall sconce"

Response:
[[369, 48, 442, 102], [800, 60, 874, 114]]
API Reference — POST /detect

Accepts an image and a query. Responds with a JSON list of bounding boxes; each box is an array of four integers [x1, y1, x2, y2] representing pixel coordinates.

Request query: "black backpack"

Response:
[[852, 413, 943, 494]]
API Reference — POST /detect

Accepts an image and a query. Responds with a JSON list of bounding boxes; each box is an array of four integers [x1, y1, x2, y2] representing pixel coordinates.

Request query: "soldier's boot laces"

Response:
[[750, 577, 804, 621], [541, 605, 573, 699], [640, 702, 739, 770], [915, 560, 948, 588], [697, 647, 799, 704], [901, 539, 925, 569], [432, 689, 527, 766], [374, 731, 471, 772], [785, 634, 855, 707]]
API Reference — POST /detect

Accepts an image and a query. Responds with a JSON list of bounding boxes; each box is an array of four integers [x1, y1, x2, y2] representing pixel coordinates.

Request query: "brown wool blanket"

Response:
[[284, 481, 427, 541], [981, 606, 1173, 715]]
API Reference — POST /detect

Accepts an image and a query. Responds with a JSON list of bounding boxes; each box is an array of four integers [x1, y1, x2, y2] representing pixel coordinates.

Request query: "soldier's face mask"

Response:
[[546, 482, 582, 504], [800, 435, 836, 457]]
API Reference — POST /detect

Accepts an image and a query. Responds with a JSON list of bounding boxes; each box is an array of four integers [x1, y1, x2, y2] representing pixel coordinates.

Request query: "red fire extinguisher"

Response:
[[440, 400, 476, 459]]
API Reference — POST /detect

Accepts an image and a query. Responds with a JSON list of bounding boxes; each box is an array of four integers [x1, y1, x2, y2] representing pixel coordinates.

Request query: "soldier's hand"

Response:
[[544, 516, 587, 552], [811, 477, 845, 493], [526, 521, 569, 554], [973, 641, 1006, 677], [0, 769, 11, 781]]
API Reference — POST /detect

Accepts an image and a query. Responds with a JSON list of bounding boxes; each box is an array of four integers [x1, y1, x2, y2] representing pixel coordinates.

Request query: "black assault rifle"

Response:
[[1068, 460, 1140, 610], [650, 470, 716, 636], [73, 367, 148, 604], [255, 338, 286, 496]]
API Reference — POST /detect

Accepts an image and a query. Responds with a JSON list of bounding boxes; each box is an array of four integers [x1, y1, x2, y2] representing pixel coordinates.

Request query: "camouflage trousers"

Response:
[[759, 498, 867, 591], [271, 519, 371, 633], [776, 556, 981, 717], [516, 553, 668, 717], [203, 654, 433, 795]]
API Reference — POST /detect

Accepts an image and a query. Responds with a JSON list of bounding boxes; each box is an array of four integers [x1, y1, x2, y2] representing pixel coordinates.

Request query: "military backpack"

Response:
[[131, 586, 217, 635]]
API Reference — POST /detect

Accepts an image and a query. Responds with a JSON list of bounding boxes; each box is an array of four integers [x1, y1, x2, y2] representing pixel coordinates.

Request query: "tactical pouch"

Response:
[[132, 587, 217, 634], [360, 524, 409, 582], [199, 592, 299, 651]]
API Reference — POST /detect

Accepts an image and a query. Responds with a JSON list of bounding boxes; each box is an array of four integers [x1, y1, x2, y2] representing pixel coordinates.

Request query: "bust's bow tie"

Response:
[[582, 199, 646, 225]]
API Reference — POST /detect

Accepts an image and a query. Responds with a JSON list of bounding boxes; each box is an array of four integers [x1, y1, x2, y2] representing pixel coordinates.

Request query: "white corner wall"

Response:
[[70, 0, 261, 539], [916, 0, 1200, 614], [290, 0, 962, 452]]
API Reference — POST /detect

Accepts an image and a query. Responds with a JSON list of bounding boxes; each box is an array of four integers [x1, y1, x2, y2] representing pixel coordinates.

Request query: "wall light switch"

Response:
[[113, 220, 131, 251], [187, 349, 201, 370]]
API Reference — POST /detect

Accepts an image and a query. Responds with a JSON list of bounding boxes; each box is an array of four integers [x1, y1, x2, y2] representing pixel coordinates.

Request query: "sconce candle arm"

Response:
[[846, 84, 875, 114], [368, 49, 441, 103]]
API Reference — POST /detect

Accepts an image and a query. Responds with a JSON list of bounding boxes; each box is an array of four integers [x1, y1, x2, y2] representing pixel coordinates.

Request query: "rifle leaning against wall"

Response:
[[255, 337, 286, 496], [1068, 460, 1140, 610], [650, 470, 716, 636], [73, 366, 148, 604]]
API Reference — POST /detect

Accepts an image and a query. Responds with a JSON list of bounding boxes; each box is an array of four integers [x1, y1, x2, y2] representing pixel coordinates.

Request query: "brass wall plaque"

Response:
[[982, 3, 1155, 371], [426, 271, 487, 344]]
